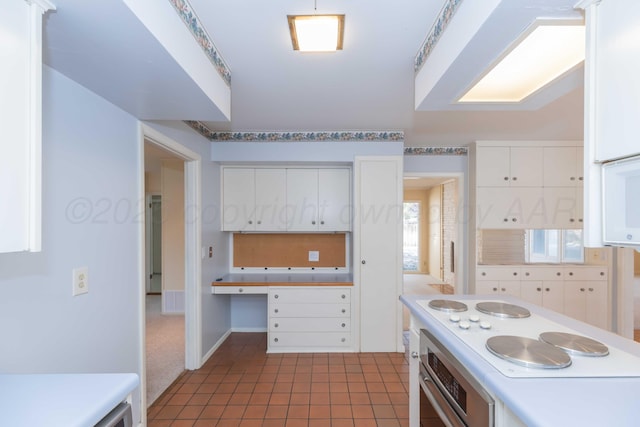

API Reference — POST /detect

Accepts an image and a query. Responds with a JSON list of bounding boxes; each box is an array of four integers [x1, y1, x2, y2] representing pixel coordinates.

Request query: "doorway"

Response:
[[146, 195, 162, 294], [138, 124, 202, 421]]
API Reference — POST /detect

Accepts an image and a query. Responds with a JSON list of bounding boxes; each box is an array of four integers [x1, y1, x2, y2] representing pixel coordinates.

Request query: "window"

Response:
[[403, 202, 420, 271], [527, 229, 584, 263]]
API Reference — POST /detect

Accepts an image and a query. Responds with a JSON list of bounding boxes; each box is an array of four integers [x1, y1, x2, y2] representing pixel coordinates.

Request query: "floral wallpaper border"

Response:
[[414, 0, 464, 73], [185, 121, 404, 142], [404, 147, 467, 155], [168, 0, 231, 87]]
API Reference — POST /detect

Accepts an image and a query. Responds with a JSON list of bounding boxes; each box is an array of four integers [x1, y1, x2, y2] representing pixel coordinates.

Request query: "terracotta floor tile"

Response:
[[265, 405, 288, 419], [148, 333, 410, 427]]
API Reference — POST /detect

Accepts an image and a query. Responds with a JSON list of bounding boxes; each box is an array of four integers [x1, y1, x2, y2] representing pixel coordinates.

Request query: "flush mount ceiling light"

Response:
[[287, 14, 345, 52], [458, 22, 585, 103]]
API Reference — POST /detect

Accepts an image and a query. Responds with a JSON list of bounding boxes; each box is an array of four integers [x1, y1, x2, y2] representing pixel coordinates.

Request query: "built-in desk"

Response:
[[212, 273, 354, 352], [211, 273, 353, 294]]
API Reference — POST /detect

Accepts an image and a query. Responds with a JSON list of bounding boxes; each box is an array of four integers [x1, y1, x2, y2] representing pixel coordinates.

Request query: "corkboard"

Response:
[[233, 233, 346, 268]]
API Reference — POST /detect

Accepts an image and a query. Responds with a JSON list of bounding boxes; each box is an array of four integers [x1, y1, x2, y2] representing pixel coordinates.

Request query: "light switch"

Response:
[[308, 251, 320, 262]]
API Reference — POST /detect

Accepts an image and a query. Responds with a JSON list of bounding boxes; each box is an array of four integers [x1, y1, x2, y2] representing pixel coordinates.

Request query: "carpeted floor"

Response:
[[146, 294, 185, 407]]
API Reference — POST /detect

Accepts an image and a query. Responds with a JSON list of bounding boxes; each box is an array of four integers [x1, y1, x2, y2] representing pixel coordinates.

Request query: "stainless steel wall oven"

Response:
[[419, 328, 494, 427]]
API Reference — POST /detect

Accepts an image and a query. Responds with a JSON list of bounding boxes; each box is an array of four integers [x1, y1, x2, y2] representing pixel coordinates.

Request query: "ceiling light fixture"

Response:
[[287, 0, 344, 52], [458, 21, 585, 103]]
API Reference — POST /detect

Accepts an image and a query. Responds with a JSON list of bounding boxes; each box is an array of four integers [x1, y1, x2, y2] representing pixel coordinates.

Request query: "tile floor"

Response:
[[147, 333, 410, 427]]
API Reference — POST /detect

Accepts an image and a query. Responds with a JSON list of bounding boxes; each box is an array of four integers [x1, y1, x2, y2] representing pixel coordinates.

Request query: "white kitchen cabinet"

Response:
[[0, 0, 53, 253], [563, 266, 609, 329], [476, 146, 544, 187], [543, 147, 584, 187], [355, 156, 403, 352], [542, 187, 583, 228], [222, 168, 288, 231], [519, 266, 564, 312], [563, 280, 609, 330], [476, 187, 544, 229], [475, 266, 522, 297], [286, 168, 351, 231], [267, 287, 352, 352]]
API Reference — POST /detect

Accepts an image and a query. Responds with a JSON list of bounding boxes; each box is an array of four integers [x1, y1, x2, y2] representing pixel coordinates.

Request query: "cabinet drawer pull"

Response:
[[536, 287, 542, 292], [248, 220, 253, 224], [274, 294, 279, 299], [569, 272, 573, 276], [341, 309, 346, 313], [589, 288, 594, 292], [545, 288, 550, 292], [513, 272, 518, 276], [320, 220, 325, 225], [580, 288, 585, 292], [341, 294, 346, 299], [492, 287, 498, 291], [238, 288, 243, 293], [512, 218, 517, 222], [503, 218, 508, 222], [274, 338, 278, 342], [257, 220, 262, 224], [525, 272, 530, 276], [312, 221, 316, 225], [512, 176, 518, 181], [501, 287, 506, 292], [341, 338, 346, 343], [570, 218, 575, 222], [481, 272, 486, 276], [274, 323, 279, 328], [600, 272, 605, 276], [556, 272, 561, 276], [504, 176, 509, 181], [570, 176, 576, 181], [274, 309, 279, 313], [341, 323, 346, 328]]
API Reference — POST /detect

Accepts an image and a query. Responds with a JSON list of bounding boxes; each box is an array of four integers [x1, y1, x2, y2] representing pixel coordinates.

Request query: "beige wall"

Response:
[[161, 159, 185, 292], [442, 180, 457, 286], [428, 186, 442, 279], [145, 171, 161, 194]]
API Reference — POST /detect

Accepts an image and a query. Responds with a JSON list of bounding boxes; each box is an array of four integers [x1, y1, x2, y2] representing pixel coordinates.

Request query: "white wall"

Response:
[[0, 66, 142, 419]]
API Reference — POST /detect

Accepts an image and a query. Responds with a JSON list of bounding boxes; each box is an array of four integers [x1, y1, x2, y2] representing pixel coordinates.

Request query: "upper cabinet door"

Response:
[[509, 147, 543, 187], [255, 169, 287, 231], [222, 168, 256, 231], [476, 146, 543, 187], [286, 169, 319, 231], [476, 147, 511, 187], [318, 169, 351, 231], [543, 147, 584, 187]]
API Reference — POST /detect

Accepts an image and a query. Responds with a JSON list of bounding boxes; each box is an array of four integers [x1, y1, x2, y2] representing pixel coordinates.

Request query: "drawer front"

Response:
[[269, 332, 352, 348], [520, 267, 563, 281], [476, 267, 521, 281], [269, 288, 350, 304], [271, 303, 350, 318], [213, 286, 268, 294], [563, 267, 608, 281], [270, 317, 350, 332]]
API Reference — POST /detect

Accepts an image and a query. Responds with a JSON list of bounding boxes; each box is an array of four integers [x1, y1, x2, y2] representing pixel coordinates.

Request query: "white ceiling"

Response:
[[42, 0, 585, 147]]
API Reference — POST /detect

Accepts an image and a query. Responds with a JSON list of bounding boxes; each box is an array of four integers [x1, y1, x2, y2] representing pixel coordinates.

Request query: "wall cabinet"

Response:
[[222, 168, 287, 231], [476, 146, 544, 187], [286, 168, 351, 231], [476, 265, 609, 330], [222, 167, 350, 232], [268, 287, 352, 352], [472, 142, 584, 230]]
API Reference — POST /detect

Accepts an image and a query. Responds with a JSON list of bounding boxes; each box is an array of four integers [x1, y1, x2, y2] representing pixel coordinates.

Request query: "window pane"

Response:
[[531, 229, 546, 256], [403, 202, 420, 271], [563, 229, 584, 262], [548, 230, 559, 258]]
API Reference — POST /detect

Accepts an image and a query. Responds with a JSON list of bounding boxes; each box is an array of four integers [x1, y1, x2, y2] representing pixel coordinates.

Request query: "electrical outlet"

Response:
[[72, 267, 89, 296], [308, 251, 319, 262]]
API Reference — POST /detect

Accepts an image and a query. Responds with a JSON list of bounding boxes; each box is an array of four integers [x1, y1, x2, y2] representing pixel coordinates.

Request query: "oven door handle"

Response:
[[420, 373, 466, 427]]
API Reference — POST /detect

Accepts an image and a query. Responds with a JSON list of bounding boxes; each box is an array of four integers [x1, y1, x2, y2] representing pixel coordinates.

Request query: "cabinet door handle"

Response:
[[492, 287, 498, 291], [312, 221, 316, 225], [341, 338, 346, 343], [545, 288, 550, 292], [341, 294, 346, 299], [556, 272, 561, 276], [569, 272, 573, 276], [320, 220, 325, 225], [503, 218, 508, 222], [536, 287, 541, 292], [501, 287, 506, 292], [570, 176, 576, 181], [361, 260, 366, 265], [589, 288, 594, 292], [481, 272, 486, 276], [341, 308, 346, 313], [274, 323, 279, 328], [570, 218, 575, 222], [504, 177, 509, 181], [274, 294, 279, 299], [274, 308, 279, 313], [512, 176, 518, 181], [257, 220, 262, 224], [513, 272, 518, 276], [580, 288, 585, 292], [274, 338, 279, 342], [600, 272, 605, 276], [248, 220, 253, 224], [512, 218, 517, 222]]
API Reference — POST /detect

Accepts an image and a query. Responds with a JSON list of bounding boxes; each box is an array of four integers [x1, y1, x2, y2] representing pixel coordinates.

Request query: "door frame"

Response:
[[137, 123, 202, 417], [402, 172, 466, 294], [145, 193, 161, 294]]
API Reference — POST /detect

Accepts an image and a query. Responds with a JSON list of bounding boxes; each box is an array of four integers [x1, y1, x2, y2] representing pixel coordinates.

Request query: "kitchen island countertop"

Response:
[[0, 373, 139, 427], [401, 294, 640, 427]]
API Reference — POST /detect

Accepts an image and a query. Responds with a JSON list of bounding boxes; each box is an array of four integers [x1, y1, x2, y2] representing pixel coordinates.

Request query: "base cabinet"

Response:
[[268, 287, 352, 352]]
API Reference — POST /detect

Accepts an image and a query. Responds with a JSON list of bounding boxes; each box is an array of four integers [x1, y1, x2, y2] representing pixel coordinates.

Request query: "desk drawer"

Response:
[[271, 303, 350, 318], [213, 286, 268, 294], [270, 317, 351, 332]]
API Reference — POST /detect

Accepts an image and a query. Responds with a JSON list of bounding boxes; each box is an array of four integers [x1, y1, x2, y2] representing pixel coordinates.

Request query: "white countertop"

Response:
[[215, 272, 353, 284], [401, 294, 640, 427], [0, 373, 139, 427]]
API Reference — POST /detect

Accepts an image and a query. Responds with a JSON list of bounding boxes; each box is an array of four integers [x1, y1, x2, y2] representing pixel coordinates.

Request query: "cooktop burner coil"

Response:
[[427, 299, 468, 312]]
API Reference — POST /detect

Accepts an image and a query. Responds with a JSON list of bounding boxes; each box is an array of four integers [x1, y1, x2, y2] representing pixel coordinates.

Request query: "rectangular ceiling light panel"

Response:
[[288, 15, 345, 52], [459, 24, 585, 103]]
